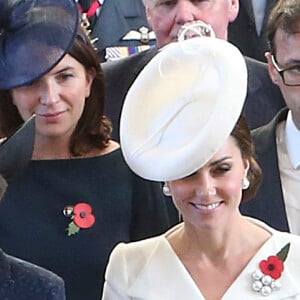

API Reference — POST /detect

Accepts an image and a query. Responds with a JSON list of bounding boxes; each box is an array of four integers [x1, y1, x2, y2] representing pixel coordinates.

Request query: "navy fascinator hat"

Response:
[[0, 0, 79, 89]]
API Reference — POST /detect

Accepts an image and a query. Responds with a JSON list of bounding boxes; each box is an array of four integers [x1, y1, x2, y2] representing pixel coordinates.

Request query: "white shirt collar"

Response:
[[285, 110, 300, 169]]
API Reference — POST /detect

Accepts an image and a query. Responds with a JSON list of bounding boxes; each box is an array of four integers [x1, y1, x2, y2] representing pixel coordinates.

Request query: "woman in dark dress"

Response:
[[0, 1, 170, 299], [0, 118, 65, 300]]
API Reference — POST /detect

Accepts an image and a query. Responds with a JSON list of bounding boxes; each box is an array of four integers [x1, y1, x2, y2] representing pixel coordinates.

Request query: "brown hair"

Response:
[[267, 0, 300, 54], [0, 28, 112, 157], [231, 115, 263, 202]]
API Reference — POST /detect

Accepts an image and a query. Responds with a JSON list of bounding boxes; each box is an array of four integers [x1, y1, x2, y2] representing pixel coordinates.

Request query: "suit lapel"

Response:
[[223, 222, 300, 298], [251, 108, 290, 231], [127, 237, 205, 300], [240, 0, 255, 23], [127, 221, 300, 299], [245, 57, 263, 95]]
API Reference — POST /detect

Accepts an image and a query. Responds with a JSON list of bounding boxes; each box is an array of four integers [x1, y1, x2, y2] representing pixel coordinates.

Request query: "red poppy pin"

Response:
[[63, 202, 96, 236], [251, 243, 290, 296]]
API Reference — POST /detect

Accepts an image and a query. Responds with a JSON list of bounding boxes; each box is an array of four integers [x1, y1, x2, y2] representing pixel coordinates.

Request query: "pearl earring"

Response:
[[163, 184, 172, 196], [242, 177, 250, 190]]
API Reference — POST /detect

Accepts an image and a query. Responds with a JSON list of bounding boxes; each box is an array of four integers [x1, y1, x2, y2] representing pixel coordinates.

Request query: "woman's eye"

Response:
[[213, 164, 231, 174], [57, 73, 74, 82]]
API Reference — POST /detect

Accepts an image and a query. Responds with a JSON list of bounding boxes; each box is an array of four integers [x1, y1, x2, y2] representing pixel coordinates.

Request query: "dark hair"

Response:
[[267, 0, 300, 54], [231, 115, 263, 202], [0, 27, 112, 157]]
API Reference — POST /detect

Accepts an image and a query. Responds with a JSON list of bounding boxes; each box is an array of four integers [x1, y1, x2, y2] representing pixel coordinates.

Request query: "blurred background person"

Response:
[[229, 0, 278, 62], [102, 37, 300, 299], [0, 1, 170, 299], [241, 0, 300, 234], [103, 0, 285, 143], [76, 0, 156, 62]]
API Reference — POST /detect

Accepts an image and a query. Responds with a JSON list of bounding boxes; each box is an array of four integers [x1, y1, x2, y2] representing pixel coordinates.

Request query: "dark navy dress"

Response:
[[0, 149, 170, 299]]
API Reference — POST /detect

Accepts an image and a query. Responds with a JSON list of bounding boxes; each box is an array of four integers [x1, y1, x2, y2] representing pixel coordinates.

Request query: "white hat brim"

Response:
[[120, 37, 247, 181]]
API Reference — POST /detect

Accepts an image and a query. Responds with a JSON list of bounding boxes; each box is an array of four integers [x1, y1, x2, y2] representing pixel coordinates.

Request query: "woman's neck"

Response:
[[32, 136, 119, 160], [32, 138, 71, 160], [168, 216, 270, 262]]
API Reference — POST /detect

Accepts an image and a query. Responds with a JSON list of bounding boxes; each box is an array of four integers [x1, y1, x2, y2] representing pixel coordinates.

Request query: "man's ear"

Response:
[[145, 6, 153, 28], [265, 52, 281, 86], [228, 0, 239, 23]]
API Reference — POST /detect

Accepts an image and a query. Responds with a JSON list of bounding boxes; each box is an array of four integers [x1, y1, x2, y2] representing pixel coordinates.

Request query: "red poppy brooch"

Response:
[[251, 243, 290, 296], [63, 202, 96, 236]]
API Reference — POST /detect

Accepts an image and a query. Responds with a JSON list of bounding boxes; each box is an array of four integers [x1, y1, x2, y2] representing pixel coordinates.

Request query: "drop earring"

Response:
[[163, 184, 172, 196], [242, 177, 250, 190]]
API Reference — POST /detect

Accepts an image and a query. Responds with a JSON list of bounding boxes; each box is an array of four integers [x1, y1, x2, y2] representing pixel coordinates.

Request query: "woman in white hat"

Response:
[[0, 1, 170, 299], [102, 37, 300, 299]]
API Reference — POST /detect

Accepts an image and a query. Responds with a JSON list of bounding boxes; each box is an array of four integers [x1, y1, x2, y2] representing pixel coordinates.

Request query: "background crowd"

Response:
[[1, 0, 300, 299]]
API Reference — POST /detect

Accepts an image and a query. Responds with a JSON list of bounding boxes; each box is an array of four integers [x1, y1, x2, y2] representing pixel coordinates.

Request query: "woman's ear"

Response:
[[243, 159, 250, 177], [85, 68, 96, 98]]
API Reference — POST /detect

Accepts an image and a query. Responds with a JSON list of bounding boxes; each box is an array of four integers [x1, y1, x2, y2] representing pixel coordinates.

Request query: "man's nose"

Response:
[[175, 0, 197, 25]]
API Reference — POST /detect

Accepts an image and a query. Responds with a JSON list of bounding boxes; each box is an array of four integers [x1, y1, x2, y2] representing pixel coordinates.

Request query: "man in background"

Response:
[[77, 0, 156, 61], [240, 0, 300, 234], [103, 0, 285, 142], [229, 0, 278, 62]]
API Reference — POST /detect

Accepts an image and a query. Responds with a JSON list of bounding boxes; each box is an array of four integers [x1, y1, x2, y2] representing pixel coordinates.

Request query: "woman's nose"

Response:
[[39, 80, 60, 105], [195, 173, 216, 198]]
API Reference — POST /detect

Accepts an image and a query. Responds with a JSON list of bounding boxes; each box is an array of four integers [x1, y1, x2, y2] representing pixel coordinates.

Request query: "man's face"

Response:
[[144, 0, 239, 48], [266, 28, 300, 128]]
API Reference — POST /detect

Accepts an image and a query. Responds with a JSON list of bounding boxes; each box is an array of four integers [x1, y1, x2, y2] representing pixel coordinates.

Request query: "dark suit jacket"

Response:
[[89, 0, 155, 61], [0, 249, 65, 299], [240, 107, 290, 232], [228, 0, 278, 62], [102, 48, 285, 141]]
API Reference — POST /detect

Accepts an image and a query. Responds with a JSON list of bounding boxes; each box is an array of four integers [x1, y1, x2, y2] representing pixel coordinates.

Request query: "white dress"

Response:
[[102, 218, 300, 299]]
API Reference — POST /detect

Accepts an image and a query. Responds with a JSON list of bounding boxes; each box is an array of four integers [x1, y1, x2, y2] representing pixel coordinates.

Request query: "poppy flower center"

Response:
[[80, 212, 87, 218], [268, 264, 275, 271]]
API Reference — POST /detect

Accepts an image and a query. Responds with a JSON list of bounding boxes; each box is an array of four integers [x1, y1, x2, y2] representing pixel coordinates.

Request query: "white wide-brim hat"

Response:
[[120, 37, 247, 181]]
